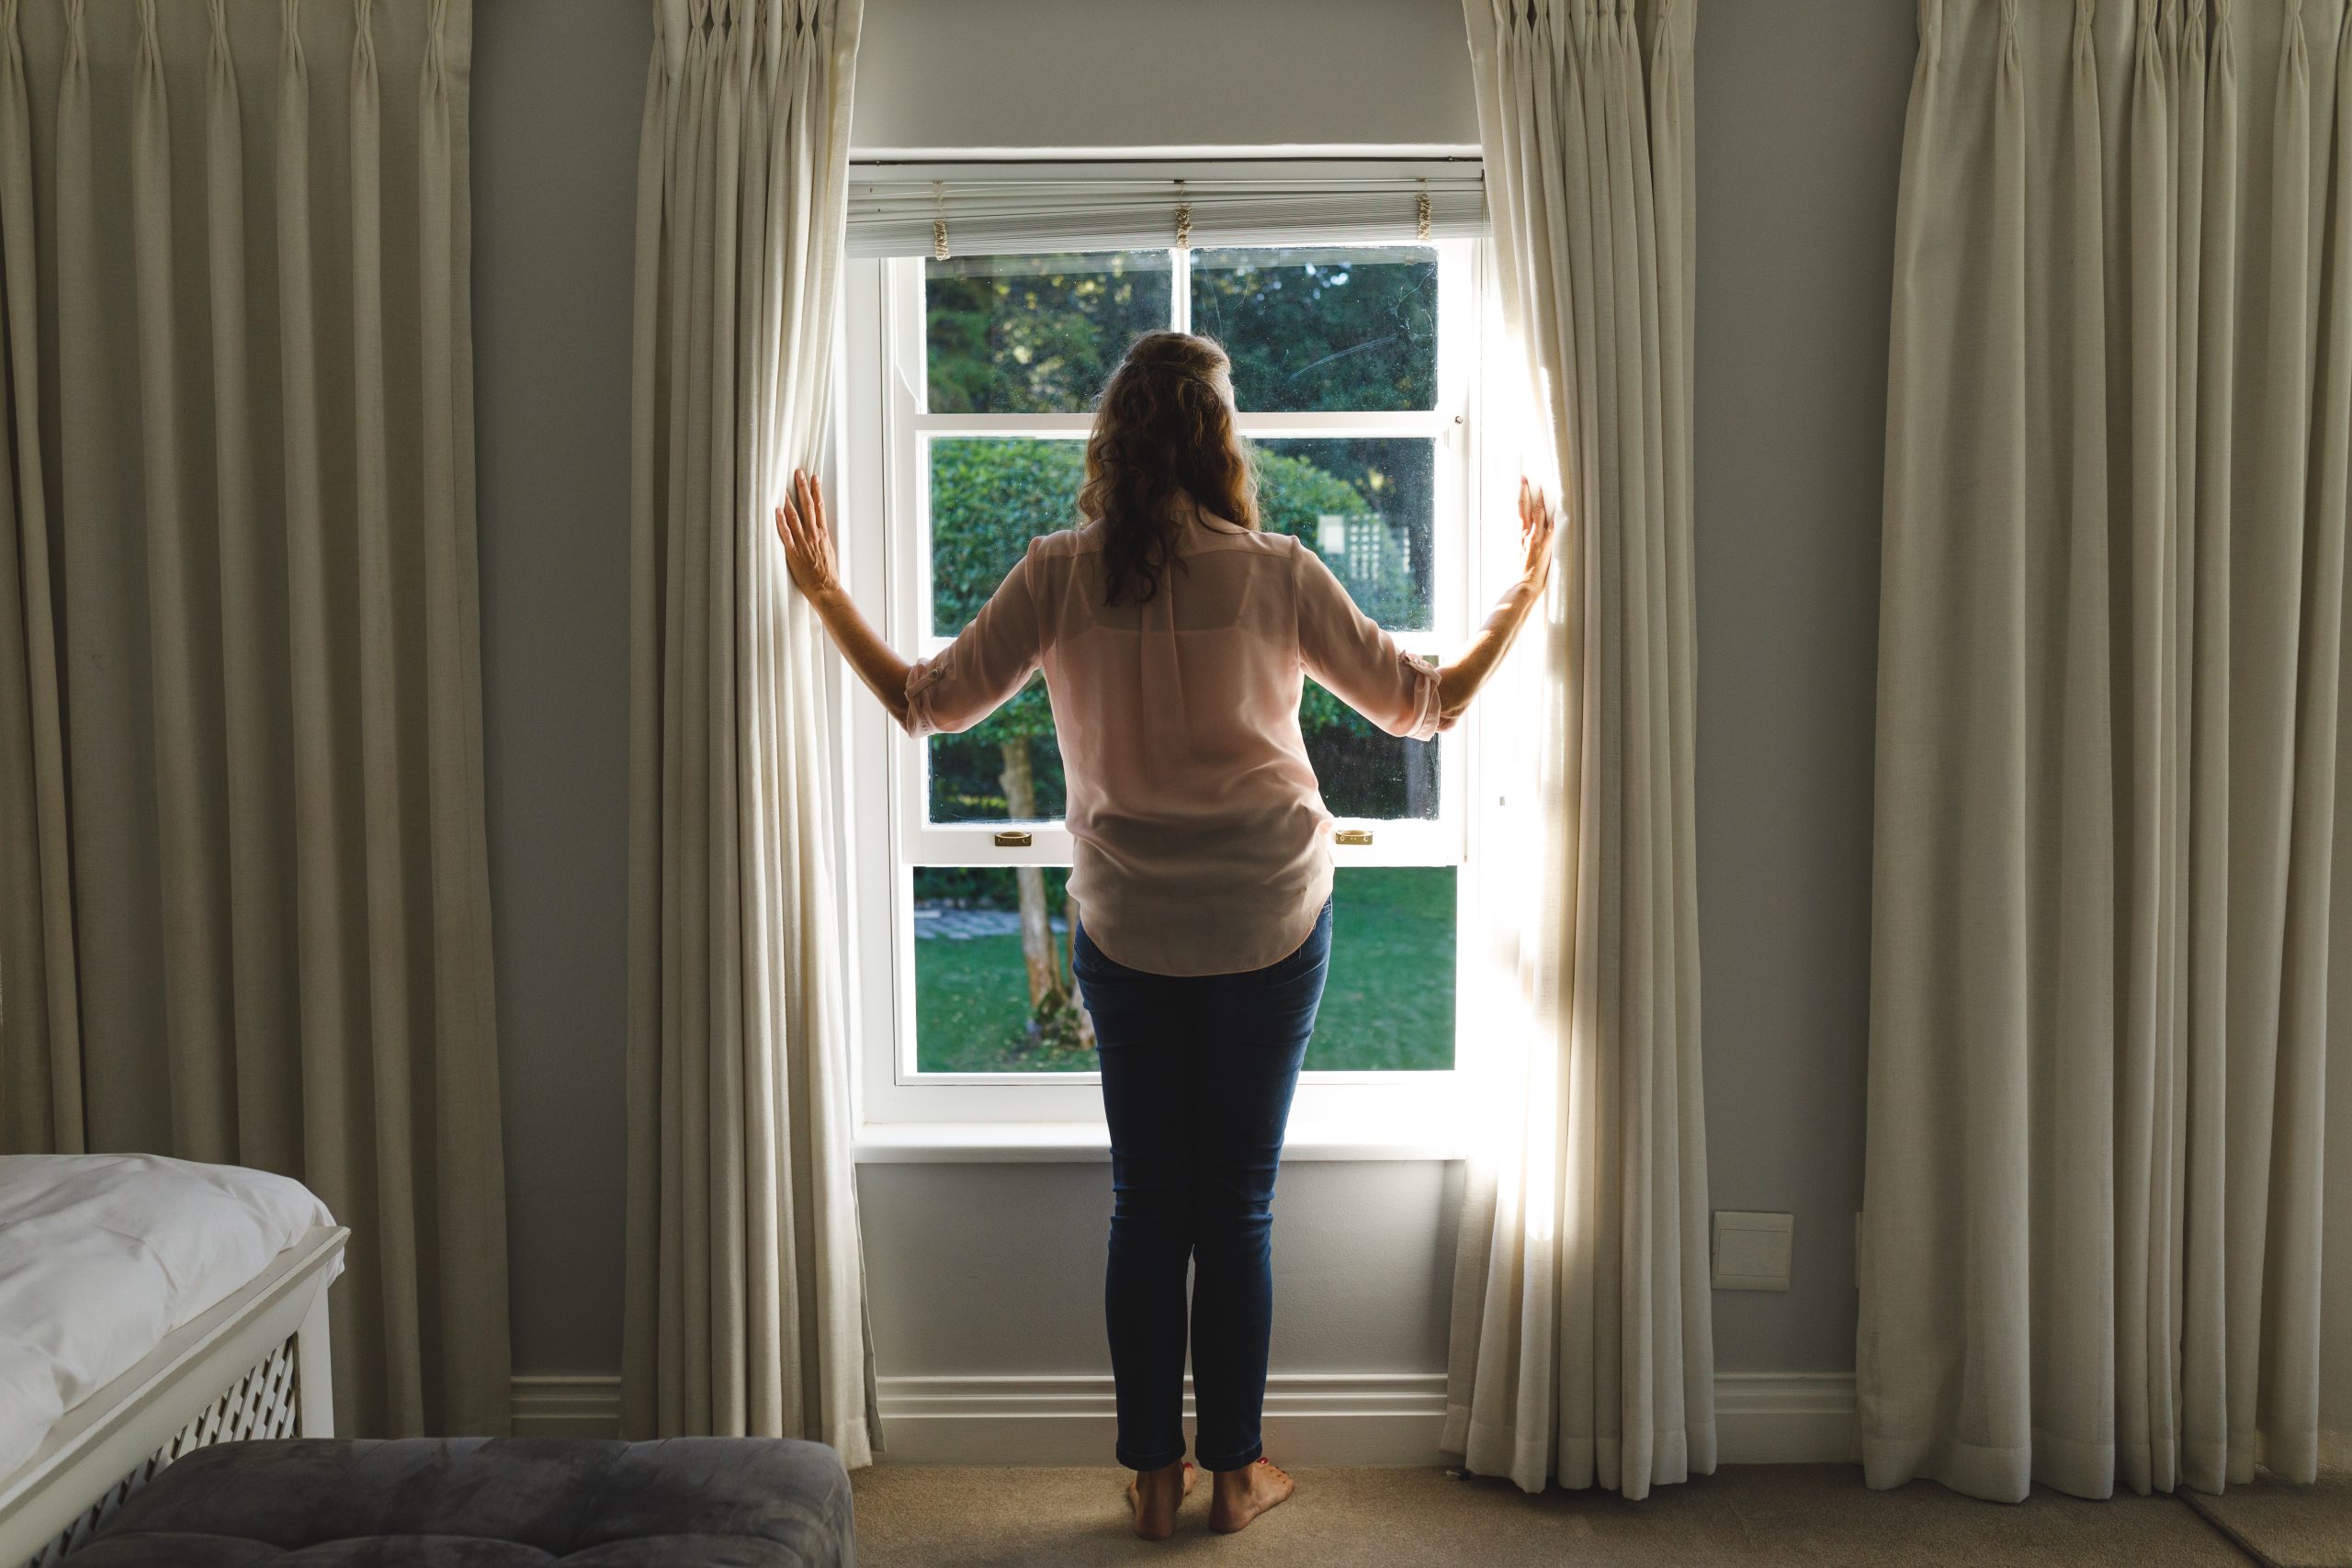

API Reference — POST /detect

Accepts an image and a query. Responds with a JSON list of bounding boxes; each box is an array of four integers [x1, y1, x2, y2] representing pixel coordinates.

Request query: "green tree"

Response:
[[1190, 247, 1438, 413], [926, 253, 1171, 414], [1193, 248, 1440, 625], [924, 246, 1437, 418]]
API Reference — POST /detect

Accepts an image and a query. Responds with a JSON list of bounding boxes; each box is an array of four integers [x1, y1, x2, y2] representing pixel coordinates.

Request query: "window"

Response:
[[842, 233, 1488, 1135]]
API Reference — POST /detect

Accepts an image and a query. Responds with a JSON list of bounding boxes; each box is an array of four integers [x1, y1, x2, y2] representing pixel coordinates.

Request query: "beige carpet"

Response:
[[2183, 1464, 2352, 1568], [850, 1462, 2256, 1567]]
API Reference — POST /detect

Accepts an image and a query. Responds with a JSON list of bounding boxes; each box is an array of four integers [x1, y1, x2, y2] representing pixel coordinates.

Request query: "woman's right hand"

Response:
[[1431, 478, 1562, 725], [775, 468, 842, 600], [1517, 476, 1556, 592]]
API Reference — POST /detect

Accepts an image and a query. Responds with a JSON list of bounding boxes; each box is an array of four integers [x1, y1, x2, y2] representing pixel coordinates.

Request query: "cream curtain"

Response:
[[1443, 0, 1714, 1500], [0, 0, 511, 1435], [620, 0, 878, 1462], [1862, 0, 2347, 1502]]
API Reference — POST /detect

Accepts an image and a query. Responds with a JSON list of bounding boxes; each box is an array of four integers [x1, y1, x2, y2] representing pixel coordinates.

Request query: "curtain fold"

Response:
[[0, 0, 510, 1437], [1862, 0, 2348, 1502], [620, 0, 879, 1463], [1442, 0, 1714, 1500]]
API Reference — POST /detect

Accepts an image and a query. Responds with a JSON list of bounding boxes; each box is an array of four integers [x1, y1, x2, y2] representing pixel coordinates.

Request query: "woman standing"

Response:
[[776, 331, 1552, 1538]]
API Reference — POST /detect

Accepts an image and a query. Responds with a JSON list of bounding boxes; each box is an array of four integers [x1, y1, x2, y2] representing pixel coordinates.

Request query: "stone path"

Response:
[[913, 905, 1069, 942]]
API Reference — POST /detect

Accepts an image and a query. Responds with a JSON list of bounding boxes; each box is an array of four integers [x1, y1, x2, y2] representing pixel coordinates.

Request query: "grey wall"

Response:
[[850, 0, 1477, 153], [474, 0, 647, 1375], [1691, 0, 1915, 1371], [861, 1161, 1459, 1378]]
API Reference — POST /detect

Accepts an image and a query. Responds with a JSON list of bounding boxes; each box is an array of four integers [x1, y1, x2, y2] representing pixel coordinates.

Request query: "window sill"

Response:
[[852, 1121, 1468, 1164]]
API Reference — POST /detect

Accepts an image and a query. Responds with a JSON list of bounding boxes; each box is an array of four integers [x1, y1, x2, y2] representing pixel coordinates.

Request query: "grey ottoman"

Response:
[[67, 1438, 855, 1566]]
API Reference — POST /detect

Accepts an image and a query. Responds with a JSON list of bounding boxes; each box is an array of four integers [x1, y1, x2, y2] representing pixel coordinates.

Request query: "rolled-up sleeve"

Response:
[[901, 539, 1046, 739], [1293, 540, 1443, 741]]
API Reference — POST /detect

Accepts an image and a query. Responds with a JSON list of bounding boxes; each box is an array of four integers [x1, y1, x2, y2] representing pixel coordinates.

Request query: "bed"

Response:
[[0, 1154, 347, 1568]]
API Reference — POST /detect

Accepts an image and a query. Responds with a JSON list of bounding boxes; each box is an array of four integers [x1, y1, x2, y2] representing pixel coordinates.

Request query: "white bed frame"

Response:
[[0, 1224, 348, 1568]]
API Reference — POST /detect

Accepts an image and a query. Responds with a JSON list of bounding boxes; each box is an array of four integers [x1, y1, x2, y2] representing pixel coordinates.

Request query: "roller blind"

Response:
[[845, 158, 1487, 259]]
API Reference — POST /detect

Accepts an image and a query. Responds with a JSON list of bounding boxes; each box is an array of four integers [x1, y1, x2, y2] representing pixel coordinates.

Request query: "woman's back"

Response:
[[905, 510, 1441, 976]]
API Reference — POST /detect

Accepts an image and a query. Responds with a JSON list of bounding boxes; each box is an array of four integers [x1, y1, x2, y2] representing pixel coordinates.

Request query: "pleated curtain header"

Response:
[[650, 0, 851, 77], [845, 159, 1488, 258]]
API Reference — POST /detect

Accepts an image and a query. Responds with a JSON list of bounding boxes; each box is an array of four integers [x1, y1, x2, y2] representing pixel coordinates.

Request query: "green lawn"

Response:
[[912, 866, 1457, 1074]]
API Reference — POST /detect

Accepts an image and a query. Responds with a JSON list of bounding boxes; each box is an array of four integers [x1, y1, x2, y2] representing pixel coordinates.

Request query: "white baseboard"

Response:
[[510, 1375, 623, 1438], [506, 1369, 1858, 1467], [1713, 1371, 1857, 1465], [875, 1371, 1455, 1465], [870, 1370, 1857, 1467]]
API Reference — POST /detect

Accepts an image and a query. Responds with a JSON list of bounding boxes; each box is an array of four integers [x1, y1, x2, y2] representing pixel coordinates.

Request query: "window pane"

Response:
[[1306, 677, 1440, 820], [910, 865, 1455, 1075], [929, 679, 1068, 824], [926, 252, 1172, 414], [1191, 245, 1438, 412], [1309, 867, 1456, 1071], [912, 866, 1090, 1073], [1255, 436, 1434, 631], [930, 436, 1086, 635]]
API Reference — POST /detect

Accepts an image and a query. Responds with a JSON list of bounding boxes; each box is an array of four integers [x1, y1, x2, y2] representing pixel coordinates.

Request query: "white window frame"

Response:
[[840, 238, 1500, 1151]]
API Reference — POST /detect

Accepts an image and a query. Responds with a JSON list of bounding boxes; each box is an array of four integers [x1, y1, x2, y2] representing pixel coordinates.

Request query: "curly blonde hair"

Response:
[[1078, 331, 1260, 605]]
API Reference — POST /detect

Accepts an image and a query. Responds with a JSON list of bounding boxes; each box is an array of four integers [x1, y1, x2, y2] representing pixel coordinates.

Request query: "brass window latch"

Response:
[[993, 829, 1033, 847], [1333, 828, 1374, 846]]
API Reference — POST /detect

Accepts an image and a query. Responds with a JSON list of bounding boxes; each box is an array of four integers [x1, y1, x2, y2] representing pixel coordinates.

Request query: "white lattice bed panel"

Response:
[[0, 1225, 346, 1568]]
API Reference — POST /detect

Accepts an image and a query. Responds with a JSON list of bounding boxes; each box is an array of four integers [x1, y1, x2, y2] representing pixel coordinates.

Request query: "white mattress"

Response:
[[0, 1153, 338, 1479]]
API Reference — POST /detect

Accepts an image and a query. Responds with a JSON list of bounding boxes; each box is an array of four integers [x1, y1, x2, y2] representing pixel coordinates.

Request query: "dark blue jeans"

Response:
[[1070, 899, 1332, 1473]]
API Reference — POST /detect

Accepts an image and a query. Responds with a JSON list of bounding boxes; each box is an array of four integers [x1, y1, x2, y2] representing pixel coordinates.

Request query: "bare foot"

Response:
[[1125, 1459, 1194, 1540], [1208, 1457, 1295, 1534]]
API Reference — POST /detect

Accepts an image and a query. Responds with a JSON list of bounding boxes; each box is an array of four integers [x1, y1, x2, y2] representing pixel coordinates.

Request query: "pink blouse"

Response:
[[903, 513, 1443, 977]]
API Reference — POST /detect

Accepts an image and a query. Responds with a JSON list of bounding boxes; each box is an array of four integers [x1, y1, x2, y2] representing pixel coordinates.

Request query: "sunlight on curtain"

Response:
[[1442, 0, 1713, 1501]]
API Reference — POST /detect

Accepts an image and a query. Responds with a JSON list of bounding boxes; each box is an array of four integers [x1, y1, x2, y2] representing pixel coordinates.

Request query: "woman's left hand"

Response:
[[775, 468, 840, 598]]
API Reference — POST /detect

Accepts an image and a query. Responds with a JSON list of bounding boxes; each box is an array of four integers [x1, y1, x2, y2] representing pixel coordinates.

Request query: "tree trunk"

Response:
[[1000, 739, 1094, 1049], [1068, 915, 1094, 1050], [999, 740, 1059, 1010]]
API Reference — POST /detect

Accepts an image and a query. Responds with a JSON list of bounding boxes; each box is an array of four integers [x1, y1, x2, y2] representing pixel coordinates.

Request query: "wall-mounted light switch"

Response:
[[1712, 1210, 1793, 1292]]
